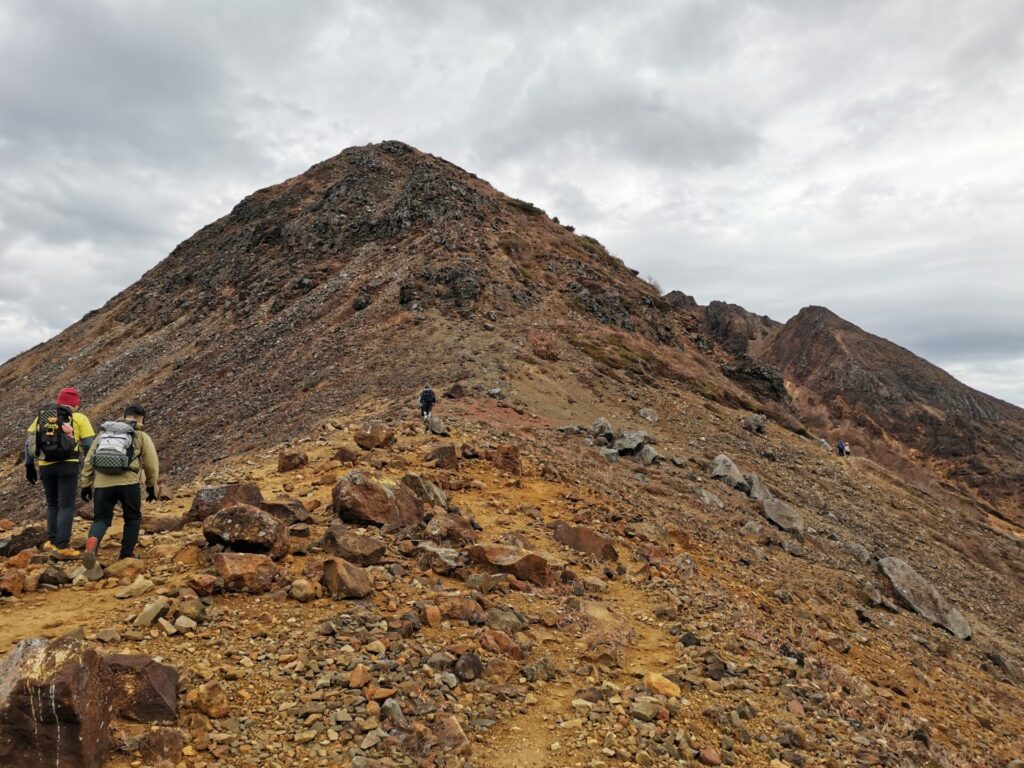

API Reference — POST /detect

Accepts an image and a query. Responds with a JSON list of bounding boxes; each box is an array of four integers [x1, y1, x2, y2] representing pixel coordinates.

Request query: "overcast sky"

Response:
[[2, 0, 1023, 406]]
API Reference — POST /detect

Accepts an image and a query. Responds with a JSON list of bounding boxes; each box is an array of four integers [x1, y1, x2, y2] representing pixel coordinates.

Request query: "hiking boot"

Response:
[[83, 536, 99, 570], [40, 541, 57, 552], [52, 547, 80, 560]]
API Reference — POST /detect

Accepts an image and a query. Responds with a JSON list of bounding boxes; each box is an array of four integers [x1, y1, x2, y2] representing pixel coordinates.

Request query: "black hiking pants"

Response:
[[40, 462, 80, 548], [89, 484, 143, 560]]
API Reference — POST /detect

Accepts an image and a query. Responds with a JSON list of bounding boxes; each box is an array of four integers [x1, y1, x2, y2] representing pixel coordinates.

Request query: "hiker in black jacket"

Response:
[[418, 384, 436, 430]]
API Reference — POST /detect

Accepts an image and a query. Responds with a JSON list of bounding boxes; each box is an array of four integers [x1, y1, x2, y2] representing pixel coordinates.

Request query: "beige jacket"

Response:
[[80, 422, 159, 490]]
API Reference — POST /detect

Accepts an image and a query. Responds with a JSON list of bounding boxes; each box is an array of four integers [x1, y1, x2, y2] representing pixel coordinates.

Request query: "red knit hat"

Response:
[[56, 387, 81, 408]]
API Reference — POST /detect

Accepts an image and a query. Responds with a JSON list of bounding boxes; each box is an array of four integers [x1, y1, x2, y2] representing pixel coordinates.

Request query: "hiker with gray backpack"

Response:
[[79, 404, 160, 567]]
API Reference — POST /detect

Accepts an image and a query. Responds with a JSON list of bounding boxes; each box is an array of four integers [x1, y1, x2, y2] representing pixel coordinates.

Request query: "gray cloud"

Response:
[[1, 0, 1022, 408]]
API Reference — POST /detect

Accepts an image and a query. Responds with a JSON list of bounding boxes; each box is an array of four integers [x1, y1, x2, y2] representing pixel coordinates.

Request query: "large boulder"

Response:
[[467, 544, 562, 586], [425, 413, 449, 436], [550, 521, 618, 562], [401, 473, 448, 509], [203, 504, 289, 560], [613, 430, 652, 455], [878, 557, 972, 640], [354, 421, 396, 450], [591, 418, 615, 442], [426, 445, 459, 470], [331, 472, 423, 530], [760, 497, 805, 538], [102, 655, 179, 723], [0, 569, 26, 596], [321, 557, 374, 599], [185, 483, 262, 525], [322, 525, 386, 565], [709, 454, 750, 493], [0, 637, 112, 768], [745, 473, 773, 502], [277, 449, 308, 472], [212, 553, 281, 594], [423, 511, 479, 546], [0, 525, 47, 558]]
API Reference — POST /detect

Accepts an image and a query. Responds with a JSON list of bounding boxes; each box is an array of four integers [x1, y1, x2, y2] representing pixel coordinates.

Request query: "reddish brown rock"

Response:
[[0, 637, 113, 768], [186, 573, 218, 596], [348, 664, 372, 688], [423, 511, 479, 545], [203, 504, 289, 561], [212, 553, 280, 594], [321, 557, 374, 599], [102, 654, 179, 723], [492, 444, 522, 474], [0, 568, 26, 596], [277, 448, 308, 472], [334, 445, 361, 464], [550, 521, 618, 561], [322, 525, 386, 565], [187, 680, 229, 719], [0, 519, 13, 531], [481, 628, 524, 659], [138, 727, 184, 766], [437, 595, 485, 623], [426, 444, 459, 470], [432, 713, 471, 755], [331, 471, 423, 530], [467, 544, 561, 586], [185, 483, 263, 524], [259, 496, 310, 524], [354, 421, 396, 450]]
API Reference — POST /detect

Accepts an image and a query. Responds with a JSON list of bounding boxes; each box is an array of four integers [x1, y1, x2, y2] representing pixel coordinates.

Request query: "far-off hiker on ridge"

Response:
[[419, 383, 436, 430], [80, 404, 160, 568]]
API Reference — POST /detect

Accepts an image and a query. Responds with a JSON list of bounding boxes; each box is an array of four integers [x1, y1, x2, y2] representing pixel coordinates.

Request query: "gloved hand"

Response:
[[25, 463, 37, 485], [81, 487, 92, 503], [146, 486, 157, 502]]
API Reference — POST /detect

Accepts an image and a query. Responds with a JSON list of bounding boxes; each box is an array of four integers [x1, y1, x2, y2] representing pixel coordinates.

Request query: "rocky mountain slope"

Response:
[[760, 306, 1024, 524], [0, 142, 1022, 768]]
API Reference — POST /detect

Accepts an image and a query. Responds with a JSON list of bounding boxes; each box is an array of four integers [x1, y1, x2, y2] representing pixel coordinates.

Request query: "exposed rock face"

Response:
[[704, 300, 779, 356], [102, 654, 179, 723], [212, 553, 281, 594], [203, 503, 290, 560], [185, 484, 263, 525], [332, 471, 423, 529], [0, 637, 112, 768], [878, 557, 972, 640]]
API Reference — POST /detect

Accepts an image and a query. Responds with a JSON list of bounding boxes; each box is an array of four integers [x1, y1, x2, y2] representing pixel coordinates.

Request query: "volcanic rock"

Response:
[[0, 637, 112, 768], [277, 448, 308, 472], [760, 497, 805, 538], [332, 471, 423, 529], [878, 557, 972, 640], [185, 483, 263, 525], [467, 544, 561, 586], [259, 496, 310, 524], [102, 654, 179, 723], [492, 445, 522, 474], [212, 553, 280, 594], [0, 525, 46, 558], [550, 521, 618, 561], [400, 473, 448, 509], [203, 503, 289, 560], [322, 525, 386, 565], [354, 421, 396, 450], [709, 454, 750, 493], [321, 557, 374, 599], [426, 444, 459, 469]]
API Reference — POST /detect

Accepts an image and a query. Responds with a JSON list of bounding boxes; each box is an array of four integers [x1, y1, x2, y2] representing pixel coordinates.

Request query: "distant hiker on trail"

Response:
[[24, 387, 95, 558], [419, 383, 436, 429], [837, 439, 850, 457], [80, 404, 160, 568]]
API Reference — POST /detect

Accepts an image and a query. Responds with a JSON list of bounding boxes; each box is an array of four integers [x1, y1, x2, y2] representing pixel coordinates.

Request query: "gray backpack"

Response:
[[92, 421, 136, 474]]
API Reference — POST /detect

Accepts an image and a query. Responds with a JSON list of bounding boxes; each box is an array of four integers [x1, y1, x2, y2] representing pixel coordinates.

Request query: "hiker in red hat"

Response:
[[24, 387, 96, 558]]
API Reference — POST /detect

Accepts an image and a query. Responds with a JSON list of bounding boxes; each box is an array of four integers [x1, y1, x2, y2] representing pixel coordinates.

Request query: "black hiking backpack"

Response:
[[91, 421, 137, 474], [34, 405, 77, 462]]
